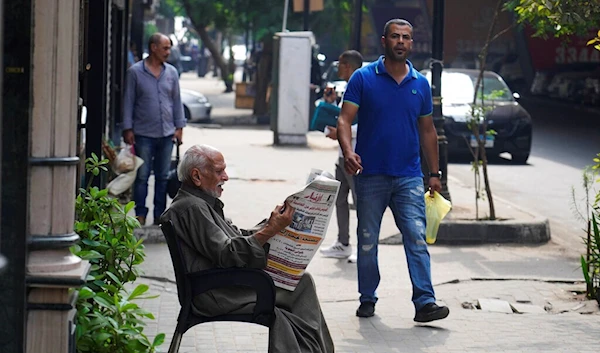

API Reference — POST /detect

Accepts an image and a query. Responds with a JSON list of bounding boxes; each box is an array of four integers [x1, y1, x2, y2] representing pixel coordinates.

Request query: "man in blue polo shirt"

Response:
[[337, 19, 449, 323]]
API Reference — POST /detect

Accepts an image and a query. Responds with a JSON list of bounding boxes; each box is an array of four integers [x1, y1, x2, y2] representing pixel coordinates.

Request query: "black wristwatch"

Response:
[[429, 171, 442, 178]]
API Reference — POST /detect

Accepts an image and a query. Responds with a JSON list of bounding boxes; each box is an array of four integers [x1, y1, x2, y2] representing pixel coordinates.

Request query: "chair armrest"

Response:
[[187, 268, 276, 322]]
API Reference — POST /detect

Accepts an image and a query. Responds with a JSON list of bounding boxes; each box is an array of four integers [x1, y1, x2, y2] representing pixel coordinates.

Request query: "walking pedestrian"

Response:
[[319, 50, 363, 262], [337, 19, 449, 322], [123, 32, 186, 226]]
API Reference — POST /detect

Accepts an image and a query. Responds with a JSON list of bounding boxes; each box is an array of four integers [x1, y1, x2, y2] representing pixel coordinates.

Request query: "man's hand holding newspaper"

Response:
[[264, 169, 341, 291]]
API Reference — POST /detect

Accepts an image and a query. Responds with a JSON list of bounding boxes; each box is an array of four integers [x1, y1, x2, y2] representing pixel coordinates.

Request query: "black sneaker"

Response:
[[414, 303, 449, 323], [356, 302, 376, 317]]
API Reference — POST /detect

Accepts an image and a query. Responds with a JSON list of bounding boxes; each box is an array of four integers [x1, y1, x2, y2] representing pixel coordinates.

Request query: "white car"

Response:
[[181, 89, 212, 122]]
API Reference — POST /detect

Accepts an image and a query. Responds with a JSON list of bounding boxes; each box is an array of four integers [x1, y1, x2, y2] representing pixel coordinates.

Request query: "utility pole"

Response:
[[303, 0, 310, 30], [352, 0, 363, 51], [431, 0, 450, 200]]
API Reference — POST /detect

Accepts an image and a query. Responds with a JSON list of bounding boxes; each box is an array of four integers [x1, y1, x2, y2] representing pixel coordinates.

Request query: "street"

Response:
[[447, 96, 600, 259]]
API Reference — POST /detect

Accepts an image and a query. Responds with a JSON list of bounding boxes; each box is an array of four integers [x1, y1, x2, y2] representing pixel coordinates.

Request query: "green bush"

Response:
[[580, 153, 600, 302], [71, 153, 164, 352], [581, 214, 600, 302]]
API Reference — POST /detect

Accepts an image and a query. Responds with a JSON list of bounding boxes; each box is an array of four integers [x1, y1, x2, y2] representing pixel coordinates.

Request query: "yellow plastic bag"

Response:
[[424, 191, 452, 244]]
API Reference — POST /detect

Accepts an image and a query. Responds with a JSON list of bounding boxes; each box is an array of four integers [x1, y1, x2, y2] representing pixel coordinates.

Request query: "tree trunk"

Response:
[[197, 27, 233, 92], [471, 0, 503, 221], [480, 136, 496, 220], [181, 0, 233, 93], [253, 35, 274, 118]]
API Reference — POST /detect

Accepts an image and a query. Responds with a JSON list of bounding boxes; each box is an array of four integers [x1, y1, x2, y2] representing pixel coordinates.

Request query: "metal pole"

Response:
[[282, 0, 289, 32], [431, 0, 450, 200], [353, 0, 363, 51], [303, 0, 310, 31]]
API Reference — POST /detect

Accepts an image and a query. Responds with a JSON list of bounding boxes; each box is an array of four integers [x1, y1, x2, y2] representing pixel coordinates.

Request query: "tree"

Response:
[[176, 0, 238, 92], [168, 0, 355, 110], [505, 0, 600, 39], [464, 0, 517, 220]]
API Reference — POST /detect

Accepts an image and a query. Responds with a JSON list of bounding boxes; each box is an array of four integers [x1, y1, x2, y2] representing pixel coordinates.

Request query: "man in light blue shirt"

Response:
[[123, 32, 186, 226]]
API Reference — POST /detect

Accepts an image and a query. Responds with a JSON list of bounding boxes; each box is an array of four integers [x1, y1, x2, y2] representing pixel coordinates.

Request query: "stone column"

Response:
[[26, 0, 90, 352]]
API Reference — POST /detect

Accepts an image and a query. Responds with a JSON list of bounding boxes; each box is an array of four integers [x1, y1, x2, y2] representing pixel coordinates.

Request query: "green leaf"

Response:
[[592, 214, 600, 249], [79, 286, 95, 300], [94, 332, 112, 344], [128, 284, 150, 300], [93, 294, 114, 309], [107, 316, 119, 329], [581, 255, 591, 285], [124, 201, 136, 213], [120, 303, 139, 312], [82, 238, 101, 247], [588, 38, 599, 45], [105, 271, 123, 287], [152, 333, 166, 347], [126, 338, 150, 351]]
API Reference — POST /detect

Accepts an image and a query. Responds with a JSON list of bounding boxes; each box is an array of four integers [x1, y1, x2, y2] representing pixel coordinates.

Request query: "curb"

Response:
[[139, 217, 551, 246], [380, 217, 551, 246]]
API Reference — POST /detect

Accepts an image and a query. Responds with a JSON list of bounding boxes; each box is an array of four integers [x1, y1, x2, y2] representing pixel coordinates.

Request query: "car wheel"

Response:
[[511, 151, 530, 164], [184, 106, 191, 122]]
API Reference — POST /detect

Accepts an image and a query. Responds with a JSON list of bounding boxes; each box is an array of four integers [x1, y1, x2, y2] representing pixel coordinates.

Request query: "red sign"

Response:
[[525, 27, 600, 70]]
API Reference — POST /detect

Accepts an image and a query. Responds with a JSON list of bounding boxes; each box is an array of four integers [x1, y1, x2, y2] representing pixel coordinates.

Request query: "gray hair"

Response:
[[383, 19, 413, 37], [177, 144, 220, 183]]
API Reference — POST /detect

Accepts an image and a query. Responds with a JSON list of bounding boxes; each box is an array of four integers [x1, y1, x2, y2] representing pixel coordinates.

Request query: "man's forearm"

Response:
[[252, 226, 277, 246], [422, 130, 439, 173], [337, 118, 353, 157]]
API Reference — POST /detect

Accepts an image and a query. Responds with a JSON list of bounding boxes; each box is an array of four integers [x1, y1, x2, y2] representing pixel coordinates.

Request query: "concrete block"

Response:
[[510, 302, 547, 314], [477, 298, 514, 313]]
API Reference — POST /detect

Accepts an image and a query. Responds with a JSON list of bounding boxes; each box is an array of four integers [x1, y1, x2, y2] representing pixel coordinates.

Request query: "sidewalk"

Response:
[[130, 125, 599, 352], [137, 275, 598, 352]]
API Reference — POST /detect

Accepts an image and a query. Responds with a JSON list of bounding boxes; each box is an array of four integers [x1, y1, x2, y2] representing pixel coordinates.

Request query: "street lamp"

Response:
[[431, 0, 450, 200]]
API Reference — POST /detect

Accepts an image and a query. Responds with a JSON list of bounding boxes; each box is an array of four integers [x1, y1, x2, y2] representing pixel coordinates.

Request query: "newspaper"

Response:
[[265, 169, 341, 291]]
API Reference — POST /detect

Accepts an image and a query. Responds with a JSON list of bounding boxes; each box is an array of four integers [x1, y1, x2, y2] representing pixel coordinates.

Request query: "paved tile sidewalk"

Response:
[[136, 276, 599, 353]]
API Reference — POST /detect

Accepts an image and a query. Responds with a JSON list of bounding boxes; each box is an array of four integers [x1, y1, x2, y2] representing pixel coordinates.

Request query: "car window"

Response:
[[425, 71, 513, 103], [477, 76, 513, 101]]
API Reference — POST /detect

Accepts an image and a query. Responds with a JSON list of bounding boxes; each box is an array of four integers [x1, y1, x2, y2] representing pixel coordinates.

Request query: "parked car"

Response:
[[422, 69, 533, 164], [181, 89, 212, 122]]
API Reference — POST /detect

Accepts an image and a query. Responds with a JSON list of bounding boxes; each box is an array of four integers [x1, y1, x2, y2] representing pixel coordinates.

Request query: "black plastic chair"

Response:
[[160, 221, 276, 353]]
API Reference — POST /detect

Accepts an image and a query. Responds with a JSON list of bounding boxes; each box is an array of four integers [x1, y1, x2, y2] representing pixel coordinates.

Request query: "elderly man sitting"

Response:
[[161, 144, 334, 353]]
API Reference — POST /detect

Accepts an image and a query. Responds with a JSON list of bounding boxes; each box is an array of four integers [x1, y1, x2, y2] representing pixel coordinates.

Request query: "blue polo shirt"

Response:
[[343, 56, 433, 177]]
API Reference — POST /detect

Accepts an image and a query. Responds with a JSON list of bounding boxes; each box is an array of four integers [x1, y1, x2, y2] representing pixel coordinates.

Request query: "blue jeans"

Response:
[[133, 135, 173, 219], [355, 175, 435, 310]]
